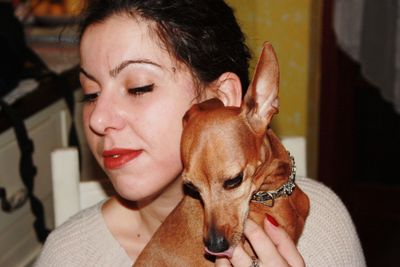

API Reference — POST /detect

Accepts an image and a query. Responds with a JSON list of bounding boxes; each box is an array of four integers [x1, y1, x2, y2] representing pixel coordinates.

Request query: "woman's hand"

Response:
[[215, 215, 305, 267]]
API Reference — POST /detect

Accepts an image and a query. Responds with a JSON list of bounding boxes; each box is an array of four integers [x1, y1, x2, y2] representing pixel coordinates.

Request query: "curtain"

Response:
[[334, 0, 400, 114]]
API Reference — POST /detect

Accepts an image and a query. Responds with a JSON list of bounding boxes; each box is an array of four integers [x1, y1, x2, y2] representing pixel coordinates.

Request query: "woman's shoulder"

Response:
[[46, 200, 105, 245], [34, 200, 132, 267], [296, 177, 366, 267], [53, 200, 104, 232], [296, 176, 345, 208]]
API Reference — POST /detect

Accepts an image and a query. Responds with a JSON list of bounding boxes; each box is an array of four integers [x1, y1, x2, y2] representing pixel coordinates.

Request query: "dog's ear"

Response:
[[241, 42, 279, 134], [182, 98, 224, 127]]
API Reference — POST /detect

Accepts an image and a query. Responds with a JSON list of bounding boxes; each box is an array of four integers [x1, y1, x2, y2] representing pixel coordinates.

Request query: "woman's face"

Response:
[[79, 15, 198, 201]]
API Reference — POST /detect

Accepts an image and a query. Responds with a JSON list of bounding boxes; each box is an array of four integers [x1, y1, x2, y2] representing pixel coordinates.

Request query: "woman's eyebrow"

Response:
[[79, 67, 98, 82], [79, 59, 162, 82], [109, 59, 162, 78]]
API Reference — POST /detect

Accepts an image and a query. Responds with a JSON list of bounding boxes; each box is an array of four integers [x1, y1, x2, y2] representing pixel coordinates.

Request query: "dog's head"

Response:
[[180, 43, 287, 257]]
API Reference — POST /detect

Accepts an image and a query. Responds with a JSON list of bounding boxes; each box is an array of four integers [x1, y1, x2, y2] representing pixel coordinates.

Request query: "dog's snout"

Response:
[[204, 228, 229, 253]]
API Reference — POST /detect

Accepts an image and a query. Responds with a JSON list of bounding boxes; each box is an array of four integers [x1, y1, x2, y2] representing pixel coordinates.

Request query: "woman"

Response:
[[35, 0, 366, 266]]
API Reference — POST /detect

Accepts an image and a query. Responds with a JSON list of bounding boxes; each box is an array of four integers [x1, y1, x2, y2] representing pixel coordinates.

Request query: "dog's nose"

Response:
[[204, 228, 229, 253]]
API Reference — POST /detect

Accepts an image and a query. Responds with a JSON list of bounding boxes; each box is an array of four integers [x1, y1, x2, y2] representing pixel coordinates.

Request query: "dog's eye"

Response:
[[223, 173, 243, 189], [184, 181, 199, 192]]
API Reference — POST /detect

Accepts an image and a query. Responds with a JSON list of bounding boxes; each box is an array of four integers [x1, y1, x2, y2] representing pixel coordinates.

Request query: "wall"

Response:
[[227, 0, 322, 177]]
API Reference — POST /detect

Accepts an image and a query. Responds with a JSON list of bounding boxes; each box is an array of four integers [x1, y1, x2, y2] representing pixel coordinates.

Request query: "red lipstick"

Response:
[[102, 148, 142, 169]]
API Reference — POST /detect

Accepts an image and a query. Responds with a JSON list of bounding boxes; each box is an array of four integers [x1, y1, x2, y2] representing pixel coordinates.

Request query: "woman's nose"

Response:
[[88, 94, 125, 135]]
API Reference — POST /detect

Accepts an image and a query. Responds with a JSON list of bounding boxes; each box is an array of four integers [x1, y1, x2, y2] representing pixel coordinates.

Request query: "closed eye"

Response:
[[223, 173, 243, 189], [80, 92, 100, 103], [128, 83, 154, 96], [183, 181, 199, 192]]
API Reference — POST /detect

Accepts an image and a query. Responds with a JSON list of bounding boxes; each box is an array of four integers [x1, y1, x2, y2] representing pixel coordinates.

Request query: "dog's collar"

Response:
[[251, 152, 296, 207]]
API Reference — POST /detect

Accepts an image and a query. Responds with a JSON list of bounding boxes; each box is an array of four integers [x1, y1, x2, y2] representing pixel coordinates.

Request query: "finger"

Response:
[[229, 244, 254, 267], [214, 257, 232, 267], [244, 219, 288, 267], [264, 214, 305, 267]]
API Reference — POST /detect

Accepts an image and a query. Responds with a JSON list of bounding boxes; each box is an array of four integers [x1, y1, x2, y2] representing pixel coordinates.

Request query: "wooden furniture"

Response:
[[0, 99, 71, 266]]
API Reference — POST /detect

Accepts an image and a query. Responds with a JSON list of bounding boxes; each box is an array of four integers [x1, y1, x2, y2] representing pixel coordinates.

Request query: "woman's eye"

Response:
[[223, 173, 244, 189], [128, 83, 154, 96], [80, 92, 100, 103]]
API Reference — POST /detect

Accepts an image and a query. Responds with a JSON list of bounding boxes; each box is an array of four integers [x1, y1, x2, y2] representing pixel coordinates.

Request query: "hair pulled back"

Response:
[[79, 0, 251, 93]]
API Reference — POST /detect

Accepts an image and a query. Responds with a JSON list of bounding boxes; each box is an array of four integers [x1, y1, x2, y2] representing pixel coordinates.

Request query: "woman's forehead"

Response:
[[79, 15, 177, 75]]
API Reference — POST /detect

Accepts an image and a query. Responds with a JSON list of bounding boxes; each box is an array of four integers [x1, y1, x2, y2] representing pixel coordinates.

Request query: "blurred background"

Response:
[[0, 0, 398, 266]]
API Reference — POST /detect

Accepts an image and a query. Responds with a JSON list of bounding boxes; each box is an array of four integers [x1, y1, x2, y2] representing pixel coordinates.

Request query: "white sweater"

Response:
[[34, 177, 366, 266]]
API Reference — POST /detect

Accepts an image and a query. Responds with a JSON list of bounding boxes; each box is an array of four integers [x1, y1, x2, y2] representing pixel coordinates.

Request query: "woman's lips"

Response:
[[102, 148, 143, 169]]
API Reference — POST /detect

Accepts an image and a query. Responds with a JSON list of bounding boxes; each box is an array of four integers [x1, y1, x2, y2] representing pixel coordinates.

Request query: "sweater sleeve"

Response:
[[296, 177, 366, 267]]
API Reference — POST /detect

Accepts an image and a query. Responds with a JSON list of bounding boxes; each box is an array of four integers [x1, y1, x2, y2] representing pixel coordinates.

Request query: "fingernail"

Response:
[[265, 214, 279, 227]]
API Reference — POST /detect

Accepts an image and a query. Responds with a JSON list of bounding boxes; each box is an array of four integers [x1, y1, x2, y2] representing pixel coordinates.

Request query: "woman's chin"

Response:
[[107, 168, 183, 204], [114, 184, 154, 202], [111, 179, 161, 202]]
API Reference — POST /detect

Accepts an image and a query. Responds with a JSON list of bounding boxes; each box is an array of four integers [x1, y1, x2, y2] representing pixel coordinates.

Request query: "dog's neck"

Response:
[[250, 129, 297, 207], [251, 154, 296, 207]]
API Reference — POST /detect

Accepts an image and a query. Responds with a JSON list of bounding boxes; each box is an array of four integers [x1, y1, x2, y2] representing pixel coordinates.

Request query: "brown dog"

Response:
[[134, 43, 310, 266]]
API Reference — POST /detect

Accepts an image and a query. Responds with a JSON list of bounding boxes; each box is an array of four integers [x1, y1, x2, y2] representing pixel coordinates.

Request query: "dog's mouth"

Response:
[[204, 246, 235, 258]]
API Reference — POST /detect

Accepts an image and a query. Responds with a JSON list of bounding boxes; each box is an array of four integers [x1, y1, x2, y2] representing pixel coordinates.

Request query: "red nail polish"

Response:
[[266, 214, 279, 227]]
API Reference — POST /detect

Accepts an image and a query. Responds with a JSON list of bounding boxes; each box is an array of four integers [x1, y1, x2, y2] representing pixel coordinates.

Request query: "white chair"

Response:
[[281, 136, 307, 177], [51, 147, 114, 227]]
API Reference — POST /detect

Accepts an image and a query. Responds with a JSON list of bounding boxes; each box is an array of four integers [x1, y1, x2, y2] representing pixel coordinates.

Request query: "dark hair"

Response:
[[78, 0, 251, 94]]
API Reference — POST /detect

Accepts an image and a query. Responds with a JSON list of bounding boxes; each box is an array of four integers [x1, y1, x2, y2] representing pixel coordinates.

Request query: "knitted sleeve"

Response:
[[296, 177, 366, 267]]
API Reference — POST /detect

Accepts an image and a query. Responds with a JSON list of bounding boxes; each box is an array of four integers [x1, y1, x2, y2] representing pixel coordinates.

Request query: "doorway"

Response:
[[319, 1, 400, 266]]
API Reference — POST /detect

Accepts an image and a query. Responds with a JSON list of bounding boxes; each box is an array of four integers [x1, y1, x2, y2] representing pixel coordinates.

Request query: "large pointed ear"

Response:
[[241, 42, 279, 134]]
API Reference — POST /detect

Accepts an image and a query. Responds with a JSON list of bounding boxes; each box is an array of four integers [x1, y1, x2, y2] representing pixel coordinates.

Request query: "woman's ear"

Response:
[[207, 72, 242, 107]]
